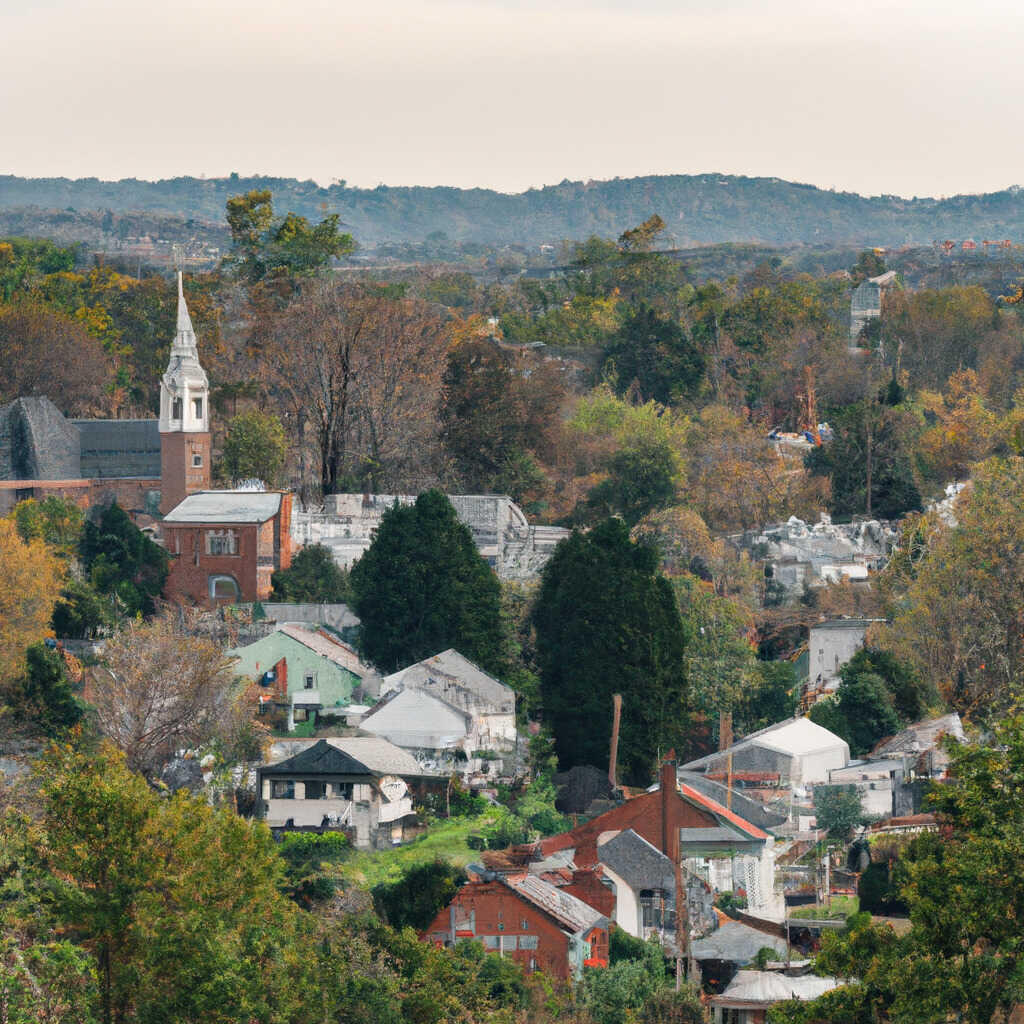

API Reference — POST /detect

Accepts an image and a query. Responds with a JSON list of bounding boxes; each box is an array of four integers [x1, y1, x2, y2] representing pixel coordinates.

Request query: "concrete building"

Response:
[[423, 874, 608, 981], [161, 490, 293, 606], [229, 623, 379, 728], [805, 618, 879, 703], [596, 829, 679, 943], [827, 759, 909, 818], [712, 970, 842, 1023], [257, 737, 424, 848], [291, 492, 569, 581], [0, 271, 208, 517]]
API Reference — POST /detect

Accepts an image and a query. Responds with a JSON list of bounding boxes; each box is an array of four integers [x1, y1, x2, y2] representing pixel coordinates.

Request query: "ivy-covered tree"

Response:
[[349, 491, 507, 674], [532, 519, 689, 784], [218, 409, 287, 487]]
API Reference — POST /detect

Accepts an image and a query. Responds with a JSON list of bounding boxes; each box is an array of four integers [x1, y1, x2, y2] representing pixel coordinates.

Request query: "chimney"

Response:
[[608, 694, 623, 788], [660, 757, 677, 856]]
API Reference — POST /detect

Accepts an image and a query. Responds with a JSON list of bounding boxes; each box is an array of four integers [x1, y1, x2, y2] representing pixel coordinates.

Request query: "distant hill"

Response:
[[3, 172, 1024, 248]]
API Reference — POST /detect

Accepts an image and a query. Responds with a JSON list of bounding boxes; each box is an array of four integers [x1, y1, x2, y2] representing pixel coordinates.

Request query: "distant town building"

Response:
[[850, 269, 898, 346], [291, 493, 569, 580], [805, 618, 880, 702]]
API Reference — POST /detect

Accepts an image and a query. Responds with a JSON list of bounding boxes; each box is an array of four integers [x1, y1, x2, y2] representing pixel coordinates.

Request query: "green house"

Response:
[[229, 624, 374, 726]]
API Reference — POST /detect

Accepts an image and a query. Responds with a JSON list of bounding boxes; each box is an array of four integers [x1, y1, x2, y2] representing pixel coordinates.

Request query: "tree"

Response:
[[840, 647, 930, 724], [0, 302, 113, 415], [812, 785, 865, 843], [350, 491, 507, 674], [226, 189, 354, 281], [90, 614, 256, 780], [265, 281, 448, 495], [809, 671, 901, 758], [11, 496, 84, 557], [584, 436, 680, 526], [849, 249, 886, 285], [270, 544, 350, 604], [8, 642, 83, 735], [52, 577, 114, 639], [532, 519, 689, 783], [218, 410, 287, 487], [0, 519, 63, 684], [735, 661, 799, 736], [603, 304, 706, 403], [806, 399, 922, 520], [79, 503, 168, 618], [876, 457, 1024, 721], [371, 860, 465, 931]]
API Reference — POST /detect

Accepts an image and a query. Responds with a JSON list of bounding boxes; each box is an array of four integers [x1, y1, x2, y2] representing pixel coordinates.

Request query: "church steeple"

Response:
[[159, 271, 211, 513]]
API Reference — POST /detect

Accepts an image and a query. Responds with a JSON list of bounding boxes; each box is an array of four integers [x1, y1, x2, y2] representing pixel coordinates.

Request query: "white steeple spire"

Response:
[[160, 271, 209, 434]]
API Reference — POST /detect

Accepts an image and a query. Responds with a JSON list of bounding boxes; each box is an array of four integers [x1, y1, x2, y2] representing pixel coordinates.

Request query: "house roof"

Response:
[[690, 921, 788, 964], [503, 874, 605, 935], [869, 713, 965, 758], [676, 771, 789, 831], [680, 717, 849, 773], [360, 687, 471, 749], [597, 829, 675, 892], [162, 490, 283, 524], [677, 782, 769, 841], [277, 624, 370, 677], [261, 738, 372, 777], [263, 737, 426, 778], [383, 649, 514, 711], [713, 969, 842, 1006]]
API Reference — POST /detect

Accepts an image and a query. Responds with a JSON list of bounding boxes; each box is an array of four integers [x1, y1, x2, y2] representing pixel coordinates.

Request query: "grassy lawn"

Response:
[[338, 813, 500, 890], [789, 895, 859, 920]]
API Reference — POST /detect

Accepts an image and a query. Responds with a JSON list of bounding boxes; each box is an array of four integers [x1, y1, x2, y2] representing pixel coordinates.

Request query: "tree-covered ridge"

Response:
[[6, 172, 1024, 246]]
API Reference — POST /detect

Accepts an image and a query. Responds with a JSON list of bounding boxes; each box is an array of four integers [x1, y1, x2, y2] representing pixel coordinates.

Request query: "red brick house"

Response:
[[162, 490, 293, 606], [423, 873, 609, 981]]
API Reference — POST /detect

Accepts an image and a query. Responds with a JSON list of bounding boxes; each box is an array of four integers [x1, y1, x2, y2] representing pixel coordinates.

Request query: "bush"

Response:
[[371, 858, 466, 931], [276, 831, 348, 904]]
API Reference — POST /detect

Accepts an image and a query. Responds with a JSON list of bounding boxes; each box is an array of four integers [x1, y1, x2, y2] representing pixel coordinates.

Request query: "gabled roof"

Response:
[[261, 738, 371, 777], [503, 874, 605, 935], [263, 737, 425, 777], [677, 782, 769, 841], [715, 969, 842, 1006], [383, 649, 514, 712], [690, 921, 787, 964], [163, 490, 283, 523], [277, 624, 370, 677], [360, 687, 471, 748], [597, 829, 675, 893]]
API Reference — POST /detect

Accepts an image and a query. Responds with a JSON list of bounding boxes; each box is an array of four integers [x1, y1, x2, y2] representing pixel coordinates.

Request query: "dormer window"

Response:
[[193, 397, 203, 420], [172, 397, 182, 420]]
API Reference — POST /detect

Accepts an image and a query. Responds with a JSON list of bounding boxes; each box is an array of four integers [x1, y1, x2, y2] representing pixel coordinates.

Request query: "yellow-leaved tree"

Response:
[[0, 518, 63, 684]]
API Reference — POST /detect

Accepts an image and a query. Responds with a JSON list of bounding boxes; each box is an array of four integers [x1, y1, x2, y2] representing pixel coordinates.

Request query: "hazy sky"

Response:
[[2, 0, 1022, 198]]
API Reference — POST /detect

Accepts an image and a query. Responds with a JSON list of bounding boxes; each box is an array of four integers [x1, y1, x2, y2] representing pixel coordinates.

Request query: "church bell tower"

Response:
[[159, 271, 211, 513]]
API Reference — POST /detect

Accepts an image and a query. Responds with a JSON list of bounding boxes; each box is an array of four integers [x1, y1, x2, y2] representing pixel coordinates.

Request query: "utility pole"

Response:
[[608, 694, 622, 790]]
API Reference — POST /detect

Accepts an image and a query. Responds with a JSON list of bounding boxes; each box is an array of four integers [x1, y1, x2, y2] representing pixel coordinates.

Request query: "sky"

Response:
[[2, 0, 1022, 198]]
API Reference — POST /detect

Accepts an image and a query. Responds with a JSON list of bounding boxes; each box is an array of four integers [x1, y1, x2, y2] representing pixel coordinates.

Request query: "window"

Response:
[[519, 935, 538, 950], [304, 673, 315, 690], [305, 782, 326, 799], [206, 530, 237, 556], [483, 936, 499, 950], [193, 397, 203, 419], [271, 780, 294, 799], [208, 574, 240, 601], [521, 919, 528, 930], [192, 453, 203, 468], [529, 958, 537, 972], [331, 782, 353, 800], [497, 923, 504, 931], [171, 397, 182, 420]]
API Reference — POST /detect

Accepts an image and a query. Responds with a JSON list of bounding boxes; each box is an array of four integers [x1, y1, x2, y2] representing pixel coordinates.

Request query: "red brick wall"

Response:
[[563, 870, 616, 921], [423, 881, 575, 980], [163, 522, 260, 606], [0, 478, 160, 516], [159, 431, 211, 514]]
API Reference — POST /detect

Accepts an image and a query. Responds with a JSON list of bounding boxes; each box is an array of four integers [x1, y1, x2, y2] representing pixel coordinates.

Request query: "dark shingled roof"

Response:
[[260, 738, 372, 777], [74, 419, 160, 478], [597, 829, 675, 893]]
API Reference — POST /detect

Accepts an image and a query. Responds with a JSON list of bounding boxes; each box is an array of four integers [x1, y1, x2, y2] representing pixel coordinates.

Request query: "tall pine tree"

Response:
[[350, 491, 507, 674], [532, 519, 690, 785]]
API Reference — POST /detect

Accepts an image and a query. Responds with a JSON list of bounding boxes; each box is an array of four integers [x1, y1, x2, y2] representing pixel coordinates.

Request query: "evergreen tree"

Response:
[[270, 544, 350, 603], [532, 519, 689, 784], [80, 503, 169, 618], [349, 491, 507, 674], [11, 642, 83, 734]]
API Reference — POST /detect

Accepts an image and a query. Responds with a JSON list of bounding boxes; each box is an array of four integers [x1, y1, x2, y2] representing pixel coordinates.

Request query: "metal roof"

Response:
[[162, 490, 283, 523], [360, 687, 471, 749], [504, 874, 605, 936], [677, 771, 789, 830], [383, 648, 514, 711], [277, 624, 371, 677], [681, 717, 849, 772], [713, 969, 842, 1006], [870, 713, 965, 758]]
